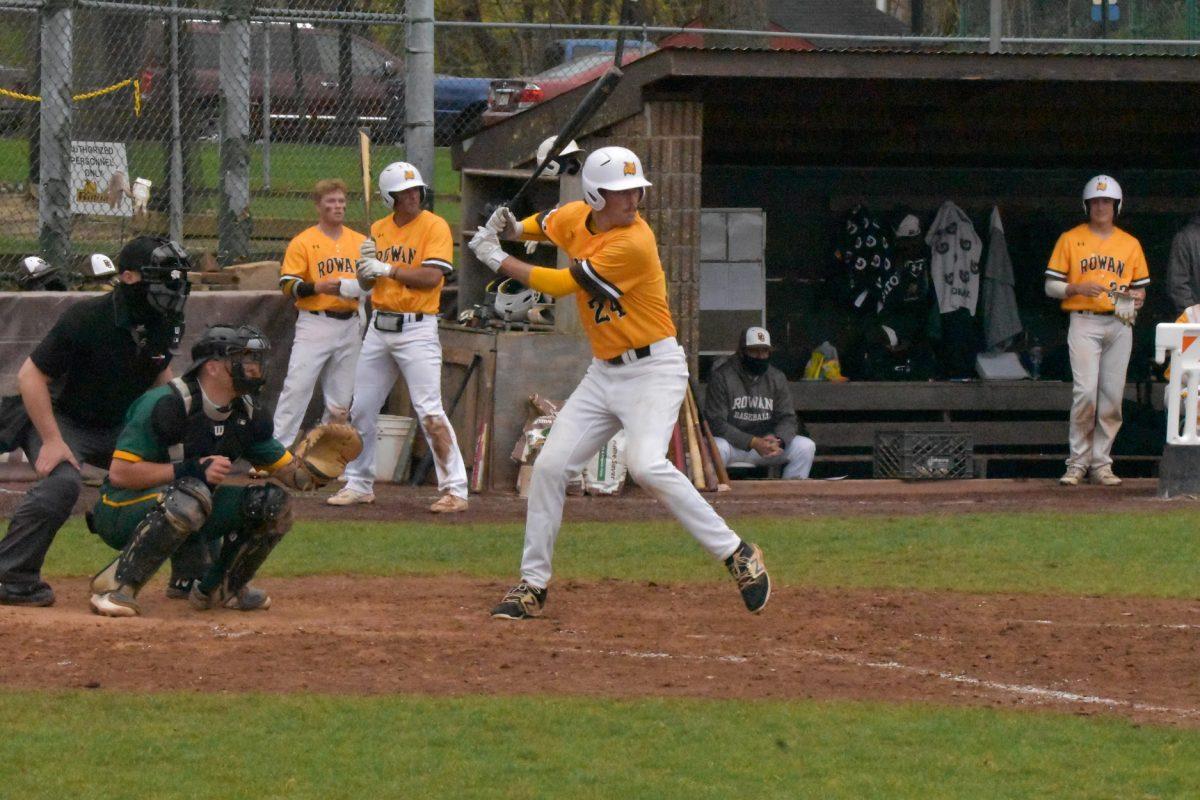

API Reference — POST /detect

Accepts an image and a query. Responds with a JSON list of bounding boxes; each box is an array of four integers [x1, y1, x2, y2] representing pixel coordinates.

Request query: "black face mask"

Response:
[[740, 353, 770, 376], [115, 280, 155, 321]]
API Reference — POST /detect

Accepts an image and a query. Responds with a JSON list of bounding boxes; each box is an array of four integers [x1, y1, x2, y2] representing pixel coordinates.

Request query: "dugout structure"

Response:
[[457, 45, 1196, 480]]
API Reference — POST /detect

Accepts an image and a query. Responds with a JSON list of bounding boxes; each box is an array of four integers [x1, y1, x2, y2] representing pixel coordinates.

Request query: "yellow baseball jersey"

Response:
[[1046, 224, 1150, 312], [279, 225, 366, 312], [520, 201, 676, 360], [368, 210, 454, 314]]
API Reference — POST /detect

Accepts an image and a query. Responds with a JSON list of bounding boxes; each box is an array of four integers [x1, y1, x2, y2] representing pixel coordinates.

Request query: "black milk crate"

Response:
[[873, 430, 973, 480]]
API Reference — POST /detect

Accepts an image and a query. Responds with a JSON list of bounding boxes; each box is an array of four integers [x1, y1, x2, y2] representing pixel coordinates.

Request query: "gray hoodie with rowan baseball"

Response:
[[702, 356, 797, 451]]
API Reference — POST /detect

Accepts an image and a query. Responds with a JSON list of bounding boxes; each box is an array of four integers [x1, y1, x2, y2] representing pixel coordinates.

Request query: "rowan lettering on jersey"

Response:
[[278, 224, 366, 313], [368, 210, 455, 315], [1046, 223, 1150, 313]]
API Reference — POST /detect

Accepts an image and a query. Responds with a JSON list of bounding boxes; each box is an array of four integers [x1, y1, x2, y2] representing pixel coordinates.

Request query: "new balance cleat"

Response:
[[491, 582, 546, 619], [725, 541, 771, 614]]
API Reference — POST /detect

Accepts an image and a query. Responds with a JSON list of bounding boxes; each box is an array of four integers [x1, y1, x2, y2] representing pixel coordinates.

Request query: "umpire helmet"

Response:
[[186, 323, 270, 395], [117, 236, 192, 315]]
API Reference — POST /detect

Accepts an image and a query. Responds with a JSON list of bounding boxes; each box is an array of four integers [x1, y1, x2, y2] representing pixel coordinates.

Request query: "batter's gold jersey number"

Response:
[[589, 296, 627, 325]]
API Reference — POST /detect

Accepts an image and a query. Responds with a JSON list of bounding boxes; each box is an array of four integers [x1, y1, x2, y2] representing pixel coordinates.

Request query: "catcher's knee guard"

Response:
[[91, 478, 213, 597], [204, 484, 292, 599]]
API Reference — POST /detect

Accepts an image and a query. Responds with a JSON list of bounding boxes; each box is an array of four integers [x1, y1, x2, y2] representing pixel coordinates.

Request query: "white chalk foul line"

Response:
[[1012, 618, 1200, 632], [569, 645, 1200, 720]]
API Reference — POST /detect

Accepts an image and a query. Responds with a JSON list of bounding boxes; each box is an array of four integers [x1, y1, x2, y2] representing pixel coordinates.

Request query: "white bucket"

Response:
[[374, 414, 417, 482]]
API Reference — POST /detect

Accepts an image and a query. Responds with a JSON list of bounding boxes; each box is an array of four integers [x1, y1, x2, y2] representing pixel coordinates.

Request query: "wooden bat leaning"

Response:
[[701, 416, 731, 491], [686, 386, 718, 491], [358, 128, 372, 228], [681, 390, 705, 490]]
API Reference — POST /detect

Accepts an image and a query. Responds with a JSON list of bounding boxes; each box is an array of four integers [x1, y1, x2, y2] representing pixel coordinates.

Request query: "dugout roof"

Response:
[[458, 46, 1200, 174]]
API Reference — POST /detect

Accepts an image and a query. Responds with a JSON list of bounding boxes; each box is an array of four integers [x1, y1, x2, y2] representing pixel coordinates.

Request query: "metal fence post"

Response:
[[405, 0, 434, 208], [218, 0, 252, 265], [168, 0, 183, 244], [39, 0, 73, 265], [262, 25, 271, 192]]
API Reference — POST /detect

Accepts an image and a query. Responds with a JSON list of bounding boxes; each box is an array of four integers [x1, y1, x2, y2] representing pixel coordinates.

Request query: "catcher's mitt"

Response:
[[294, 423, 363, 483]]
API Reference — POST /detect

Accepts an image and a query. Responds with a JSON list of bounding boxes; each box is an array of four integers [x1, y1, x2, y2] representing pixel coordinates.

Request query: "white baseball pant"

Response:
[[343, 314, 468, 498], [1067, 311, 1132, 470], [714, 435, 816, 479], [272, 311, 362, 449], [521, 338, 741, 589]]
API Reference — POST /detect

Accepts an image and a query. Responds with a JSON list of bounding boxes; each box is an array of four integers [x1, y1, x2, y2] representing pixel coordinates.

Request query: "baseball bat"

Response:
[[358, 128, 372, 228], [701, 417, 731, 491], [686, 387, 718, 491], [670, 421, 686, 473], [681, 391, 705, 490]]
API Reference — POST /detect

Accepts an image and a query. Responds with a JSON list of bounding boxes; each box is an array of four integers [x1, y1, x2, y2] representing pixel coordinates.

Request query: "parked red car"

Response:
[[483, 46, 654, 126]]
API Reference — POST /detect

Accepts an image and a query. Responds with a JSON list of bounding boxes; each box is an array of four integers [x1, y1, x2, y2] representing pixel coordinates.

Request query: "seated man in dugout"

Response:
[[703, 326, 816, 479]]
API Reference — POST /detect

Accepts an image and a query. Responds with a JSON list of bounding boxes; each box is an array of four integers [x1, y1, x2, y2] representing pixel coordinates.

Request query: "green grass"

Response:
[[1, 691, 1196, 799], [38, 510, 1200, 598], [0, 138, 461, 246]]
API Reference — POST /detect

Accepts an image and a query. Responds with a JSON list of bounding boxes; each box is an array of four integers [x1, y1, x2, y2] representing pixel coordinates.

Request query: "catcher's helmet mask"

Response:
[[186, 323, 270, 396]]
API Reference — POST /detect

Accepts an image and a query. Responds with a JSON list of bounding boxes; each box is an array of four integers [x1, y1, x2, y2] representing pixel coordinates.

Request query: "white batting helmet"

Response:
[[494, 278, 540, 322], [378, 161, 426, 210], [1083, 174, 1123, 215], [581, 146, 652, 211], [535, 136, 583, 177]]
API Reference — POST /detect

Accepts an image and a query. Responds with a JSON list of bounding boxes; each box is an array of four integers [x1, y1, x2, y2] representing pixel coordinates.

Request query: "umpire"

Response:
[[0, 237, 190, 606]]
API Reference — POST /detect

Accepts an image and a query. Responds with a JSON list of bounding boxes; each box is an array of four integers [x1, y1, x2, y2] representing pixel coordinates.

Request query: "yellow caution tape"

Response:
[[0, 76, 141, 116]]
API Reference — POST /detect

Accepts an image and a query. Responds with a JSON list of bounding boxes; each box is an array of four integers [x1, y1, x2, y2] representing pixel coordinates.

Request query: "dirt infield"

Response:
[[2, 576, 1197, 728], [2, 479, 1197, 729]]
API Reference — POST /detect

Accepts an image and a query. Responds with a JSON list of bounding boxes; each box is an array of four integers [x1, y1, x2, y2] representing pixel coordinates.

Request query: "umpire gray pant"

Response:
[[0, 413, 119, 585]]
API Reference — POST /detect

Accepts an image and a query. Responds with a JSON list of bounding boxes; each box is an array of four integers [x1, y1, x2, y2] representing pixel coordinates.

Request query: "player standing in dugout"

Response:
[[1045, 175, 1149, 487], [273, 178, 368, 450], [329, 162, 471, 513], [468, 145, 770, 619]]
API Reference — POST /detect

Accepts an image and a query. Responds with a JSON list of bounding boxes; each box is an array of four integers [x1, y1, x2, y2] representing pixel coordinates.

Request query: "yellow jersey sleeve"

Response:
[[519, 211, 551, 242], [422, 215, 454, 275], [279, 230, 314, 298], [1045, 232, 1070, 281], [1129, 241, 1151, 288]]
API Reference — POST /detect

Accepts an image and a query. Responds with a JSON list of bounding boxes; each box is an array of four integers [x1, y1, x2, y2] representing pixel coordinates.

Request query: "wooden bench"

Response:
[[701, 380, 1163, 478]]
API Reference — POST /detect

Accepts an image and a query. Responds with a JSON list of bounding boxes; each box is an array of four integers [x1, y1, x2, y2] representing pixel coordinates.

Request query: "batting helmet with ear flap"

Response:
[[17, 256, 70, 291], [535, 136, 583, 177], [494, 278, 539, 322], [378, 161, 427, 209], [1083, 174, 1123, 216], [581, 146, 652, 211]]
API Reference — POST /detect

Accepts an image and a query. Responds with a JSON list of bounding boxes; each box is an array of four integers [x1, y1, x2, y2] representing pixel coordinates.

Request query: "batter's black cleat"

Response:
[[0, 580, 55, 607], [491, 582, 546, 620], [725, 541, 771, 614]]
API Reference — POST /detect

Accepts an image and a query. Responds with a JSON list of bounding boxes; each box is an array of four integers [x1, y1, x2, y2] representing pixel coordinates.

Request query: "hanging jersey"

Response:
[[521, 201, 676, 360], [111, 378, 289, 472], [1047, 223, 1150, 312], [279, 225, 366, 313], [368, 210, 454, 314]]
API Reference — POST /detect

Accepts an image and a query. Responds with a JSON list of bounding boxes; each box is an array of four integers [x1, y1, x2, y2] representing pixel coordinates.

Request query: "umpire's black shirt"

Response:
[[29, 292, 176, 428]]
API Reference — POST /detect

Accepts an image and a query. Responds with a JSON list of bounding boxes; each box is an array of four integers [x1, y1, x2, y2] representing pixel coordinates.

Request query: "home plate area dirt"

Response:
[[2, 576, 1198, 728]]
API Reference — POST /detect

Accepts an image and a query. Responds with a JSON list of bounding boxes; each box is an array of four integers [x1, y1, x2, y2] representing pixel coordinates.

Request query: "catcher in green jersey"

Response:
[[87, 323, 361, 617]]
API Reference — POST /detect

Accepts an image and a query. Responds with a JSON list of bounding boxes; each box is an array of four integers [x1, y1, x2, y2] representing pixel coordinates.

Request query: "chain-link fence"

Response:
[[0, 0, 1196, 282]]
